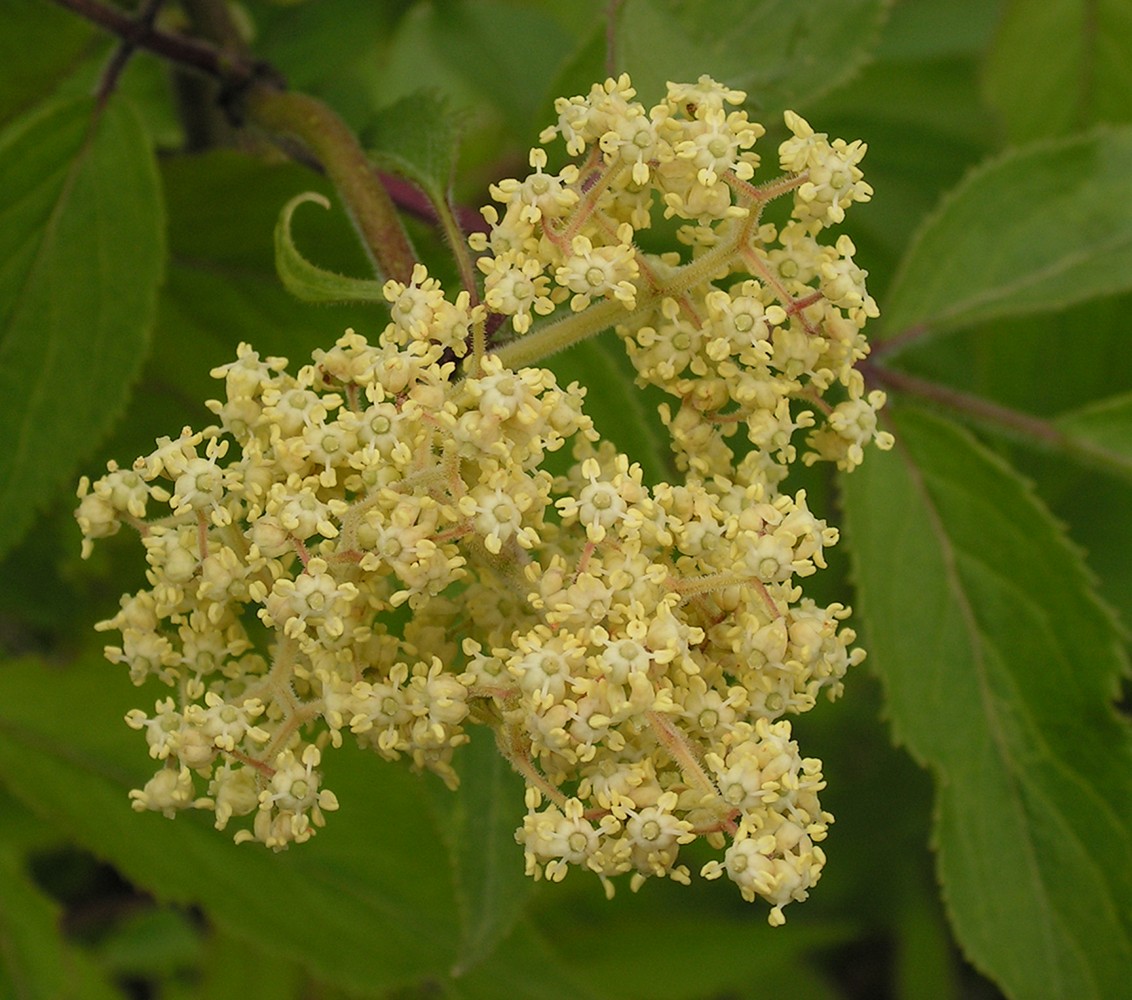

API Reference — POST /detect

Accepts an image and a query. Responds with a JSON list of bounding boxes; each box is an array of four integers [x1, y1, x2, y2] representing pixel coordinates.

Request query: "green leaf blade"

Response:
[[881, 126, 1132, 340], [274, 191, 387, 304], [0, 96, 164, 559], [0, 652, 466, 996], [616, 0, 890, 111], [422, 728, 532, 976], [1055, 391, 1132, 478], [0, 0, 95, 126], [364, 89, 460, 204], [841, 408, 1132, 999], [983, 0, 1132, 143]]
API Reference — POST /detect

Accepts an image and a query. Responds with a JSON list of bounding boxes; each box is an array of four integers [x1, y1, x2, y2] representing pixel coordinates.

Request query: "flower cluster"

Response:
[[77, 75, 889, 925]]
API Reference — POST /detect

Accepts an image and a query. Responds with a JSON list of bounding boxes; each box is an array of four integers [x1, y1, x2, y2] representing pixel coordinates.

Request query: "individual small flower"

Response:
[[555, 456, 646, 543], [540, 74, 639, 156], [554, 233, 640, 312], [671, 105, 762, 187], [460, 469, 548, 554], [169, 438, 229, 519], [128, 765, 197, 818], [261, 557, 359, 641], [599, 104, 662, 185], [481, 256, 555, 333], [805, 390, 894, 470], [490, 147, 580, 224]]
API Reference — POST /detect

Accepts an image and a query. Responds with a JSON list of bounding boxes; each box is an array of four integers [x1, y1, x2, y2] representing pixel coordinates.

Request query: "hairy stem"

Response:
[[492, 208, 755, 369], [242, 88, 417, 284], [647, 710, 719, 804]]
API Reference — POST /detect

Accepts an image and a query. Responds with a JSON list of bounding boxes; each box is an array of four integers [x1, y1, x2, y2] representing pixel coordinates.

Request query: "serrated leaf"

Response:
[[104, 150, 378, 465], [365, 90, 461, 204], [840, 407, 1132, 1000], [881, 126, 1132, 341], [983, 0, 1132, 143], [615, 0, 890, 112], [274, 191, 387, 304], [0, 96, 163, 559], [421, 727, 531, 976], [0, 652, 464, 995]]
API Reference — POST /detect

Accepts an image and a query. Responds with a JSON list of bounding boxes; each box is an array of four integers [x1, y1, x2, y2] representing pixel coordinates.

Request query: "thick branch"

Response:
[[52, 0, 417, 284], [53, 0, 263, 84], [95, 0, 165, 106]]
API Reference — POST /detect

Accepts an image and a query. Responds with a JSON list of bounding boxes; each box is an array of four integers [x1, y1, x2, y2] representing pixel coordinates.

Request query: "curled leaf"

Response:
[[274, 191, 387, 304]]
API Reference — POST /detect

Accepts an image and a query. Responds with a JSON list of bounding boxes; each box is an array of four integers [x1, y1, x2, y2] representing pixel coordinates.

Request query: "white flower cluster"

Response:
[[77, 75, 888, 925], [478, 73, 889, 483]]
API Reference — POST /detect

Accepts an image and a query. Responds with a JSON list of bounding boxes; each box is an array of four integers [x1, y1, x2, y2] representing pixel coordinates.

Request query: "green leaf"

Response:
[[1055, 391, 1132, 468], [808, 57, 994, 302], [274, 191, 387, 304], [365, 90, 461, 204], [421, 728, 531, 976], [251, 0, 403, 98], [195, 927, 305, 1000], [881, 126, 1132, 340], [0, 0, 95, 125], [533, 882, 851, 1000], [983, 0, 1132, 143], [101, 150, 376, 467], [0, 96, 164, 560], [876, 0, 1001, 60], [447, 920, 603, 1000], [888, 294, 1132, 421], [0, 835, 122, 1000], [840, 408, 1132, 1000], [405, 1, 577, 134], [94, 908, 202, 981], [364, 89, 470, 269], [0, 651, 463, 995], [369, 0, 578, 169], [615, 0, 890, 112]]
